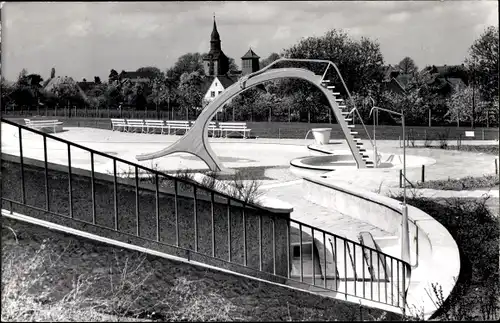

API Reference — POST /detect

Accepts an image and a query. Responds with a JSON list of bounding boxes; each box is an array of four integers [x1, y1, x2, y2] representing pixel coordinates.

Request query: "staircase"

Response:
[[319, 79, 374, 168]]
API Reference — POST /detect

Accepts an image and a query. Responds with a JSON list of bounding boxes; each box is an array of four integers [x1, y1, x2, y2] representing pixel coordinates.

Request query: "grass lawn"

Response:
[[409, 144, 499, 156], [414, 174, 499, 191]]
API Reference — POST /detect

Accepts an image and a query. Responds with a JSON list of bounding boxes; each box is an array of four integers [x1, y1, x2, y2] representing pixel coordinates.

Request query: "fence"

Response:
[[1, 118, 411, 312]]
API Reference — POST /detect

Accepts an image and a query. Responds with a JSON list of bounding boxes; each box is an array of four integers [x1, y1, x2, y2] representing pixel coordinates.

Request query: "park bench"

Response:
[[145, 120, 167, 134], [208, 121, 221, 137], [219, 122, 251, 138], [111, 118, 127, 132], [165, 120, 192, 135], [126, 119, 146, 133], [24, 118, 63, 133]]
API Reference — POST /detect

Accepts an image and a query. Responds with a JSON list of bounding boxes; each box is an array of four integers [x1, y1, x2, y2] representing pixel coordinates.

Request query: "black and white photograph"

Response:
[[1, 1, 498, 321]]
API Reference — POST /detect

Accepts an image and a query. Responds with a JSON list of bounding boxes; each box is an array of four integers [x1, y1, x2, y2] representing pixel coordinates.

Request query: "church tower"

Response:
[[203, 16, 229, 76], [241, 48, 260, 75]]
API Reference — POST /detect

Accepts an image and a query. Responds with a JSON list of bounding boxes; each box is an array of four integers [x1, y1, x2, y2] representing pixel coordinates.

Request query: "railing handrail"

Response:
[[251, 58, 375, 152], [1, 117, 410, 262], [1, 117, 411, 311]]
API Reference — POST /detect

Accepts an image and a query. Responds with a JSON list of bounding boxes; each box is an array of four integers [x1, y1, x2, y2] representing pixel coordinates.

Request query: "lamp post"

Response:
[[369, 106, 410, 263]]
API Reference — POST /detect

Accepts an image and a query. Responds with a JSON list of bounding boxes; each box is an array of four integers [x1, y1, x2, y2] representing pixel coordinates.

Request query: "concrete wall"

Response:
[[1, 154, 291, 280], [301, 177, 460, 319]]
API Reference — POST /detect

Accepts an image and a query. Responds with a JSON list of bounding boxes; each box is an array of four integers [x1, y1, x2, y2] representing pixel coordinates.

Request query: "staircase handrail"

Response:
[[251, 58, 375, 153]]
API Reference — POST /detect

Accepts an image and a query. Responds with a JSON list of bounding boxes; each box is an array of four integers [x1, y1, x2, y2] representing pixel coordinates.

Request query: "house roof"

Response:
[[241, 48, 260, 59], [44, 76, 89, 102], [119, 71, 156, 81], [201, 75, 238, 95], [77, 81, 97, 92]]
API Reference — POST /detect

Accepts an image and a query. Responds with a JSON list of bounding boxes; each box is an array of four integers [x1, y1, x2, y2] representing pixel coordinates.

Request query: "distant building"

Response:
[[201, 17, 262, 104], [420, 64, 468, 94], [118, 70, 156, 84]]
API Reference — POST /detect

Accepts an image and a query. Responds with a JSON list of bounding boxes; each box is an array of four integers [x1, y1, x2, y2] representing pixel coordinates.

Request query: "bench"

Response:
[[111, 118, 127, 132], [208, 121, 221, 137], [165, 120, 192, 135], [24, 118, 63, 133], [126, 119, 146, 133], [145, 120, 167, 134], [219, 122, 251, 138]]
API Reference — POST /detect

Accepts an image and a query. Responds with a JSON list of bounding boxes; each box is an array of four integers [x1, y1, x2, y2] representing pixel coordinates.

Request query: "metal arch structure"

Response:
[[136, 63, 369, 173]]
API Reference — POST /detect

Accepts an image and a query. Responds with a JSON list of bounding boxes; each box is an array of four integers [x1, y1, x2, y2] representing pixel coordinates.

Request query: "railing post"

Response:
[[135, 166, 140, 237], [174, 179, 179, 247], [299, 223, 303, 282], [90, 152, 96, 224], [259, 215, 263, 271], [323, 232, 327, 288], [421, 165, 425, 183], [227, 198, 232, 262], [287, 221, 291, 279], [312, 228, 316, 286], [193, 186, 198, 252], [242, 208, 247, 267], [18, 127, 26, 205], [67, 143, 73, 218], [272, 217, 276, 275], [211, 192, 216, 257], [43, 136, 50, 212], [113, 159, 118, 231], [495, 158, 498, 175], [399, 169, 403, 188], [155, 173, 160, 242]]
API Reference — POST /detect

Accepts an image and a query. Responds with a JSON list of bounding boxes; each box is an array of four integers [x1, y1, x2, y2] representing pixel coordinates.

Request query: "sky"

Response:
[[1, 1, 498, 82]]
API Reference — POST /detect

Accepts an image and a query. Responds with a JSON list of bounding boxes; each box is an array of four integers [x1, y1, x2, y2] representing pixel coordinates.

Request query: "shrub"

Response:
[[390, 194, 500, 320], [437, 129, 451, 149]]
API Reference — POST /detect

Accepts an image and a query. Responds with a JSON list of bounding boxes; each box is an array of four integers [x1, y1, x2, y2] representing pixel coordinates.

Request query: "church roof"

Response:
[[211, 17, 220, 41], [241, 48, 260, 59]]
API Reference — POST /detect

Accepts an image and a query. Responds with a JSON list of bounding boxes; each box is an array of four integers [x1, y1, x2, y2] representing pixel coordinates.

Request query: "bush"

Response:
[[415, 174, 499, 190], [390, 195, 500, 320], [437, 129, 451, 149]]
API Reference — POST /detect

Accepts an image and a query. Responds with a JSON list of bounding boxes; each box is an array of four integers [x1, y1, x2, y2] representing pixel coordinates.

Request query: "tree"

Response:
[[136, 66, 162, 78], [177, 71, 204, 119], [282, 29, 384, 95], [94, 76, 101, 84], [228, 57, 239, 72], [50, 67, 56, 79], [465, 26, 498, 103], [166, 52, 206, 84], [261, 52, 281, 68], [109, 69, 119, 82], [397, 57, 418, 74], [445, 86, 488, 126]]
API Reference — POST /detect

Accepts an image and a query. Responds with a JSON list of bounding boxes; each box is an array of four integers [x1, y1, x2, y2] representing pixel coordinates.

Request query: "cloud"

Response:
[[1, 1, 498, 81]]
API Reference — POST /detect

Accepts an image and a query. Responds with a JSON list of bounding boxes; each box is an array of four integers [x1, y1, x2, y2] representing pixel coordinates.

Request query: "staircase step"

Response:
[[350, 131, 358, 135], [358, 148, 366, 152], [331, 92, 341, 96], [365, 161, 374, 165], [327, 86, 336, 89], [338, 105, 347, 109], [322, 79, 331, 83], [347, 124, 355, 128], [335, 99, 344, 102], [344, 118, 353, 122]]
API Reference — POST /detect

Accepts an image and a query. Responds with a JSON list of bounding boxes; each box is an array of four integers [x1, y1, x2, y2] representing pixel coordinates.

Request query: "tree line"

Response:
[[2, 26, 498, 127]]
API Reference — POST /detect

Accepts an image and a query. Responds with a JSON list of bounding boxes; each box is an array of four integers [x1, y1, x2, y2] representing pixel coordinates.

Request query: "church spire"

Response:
[[211, 14, 220, 41]]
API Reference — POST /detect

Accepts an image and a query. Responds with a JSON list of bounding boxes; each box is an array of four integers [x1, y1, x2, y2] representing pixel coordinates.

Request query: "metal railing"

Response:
[[251, 58, 376, 155], [0, 118, 411, 312]]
